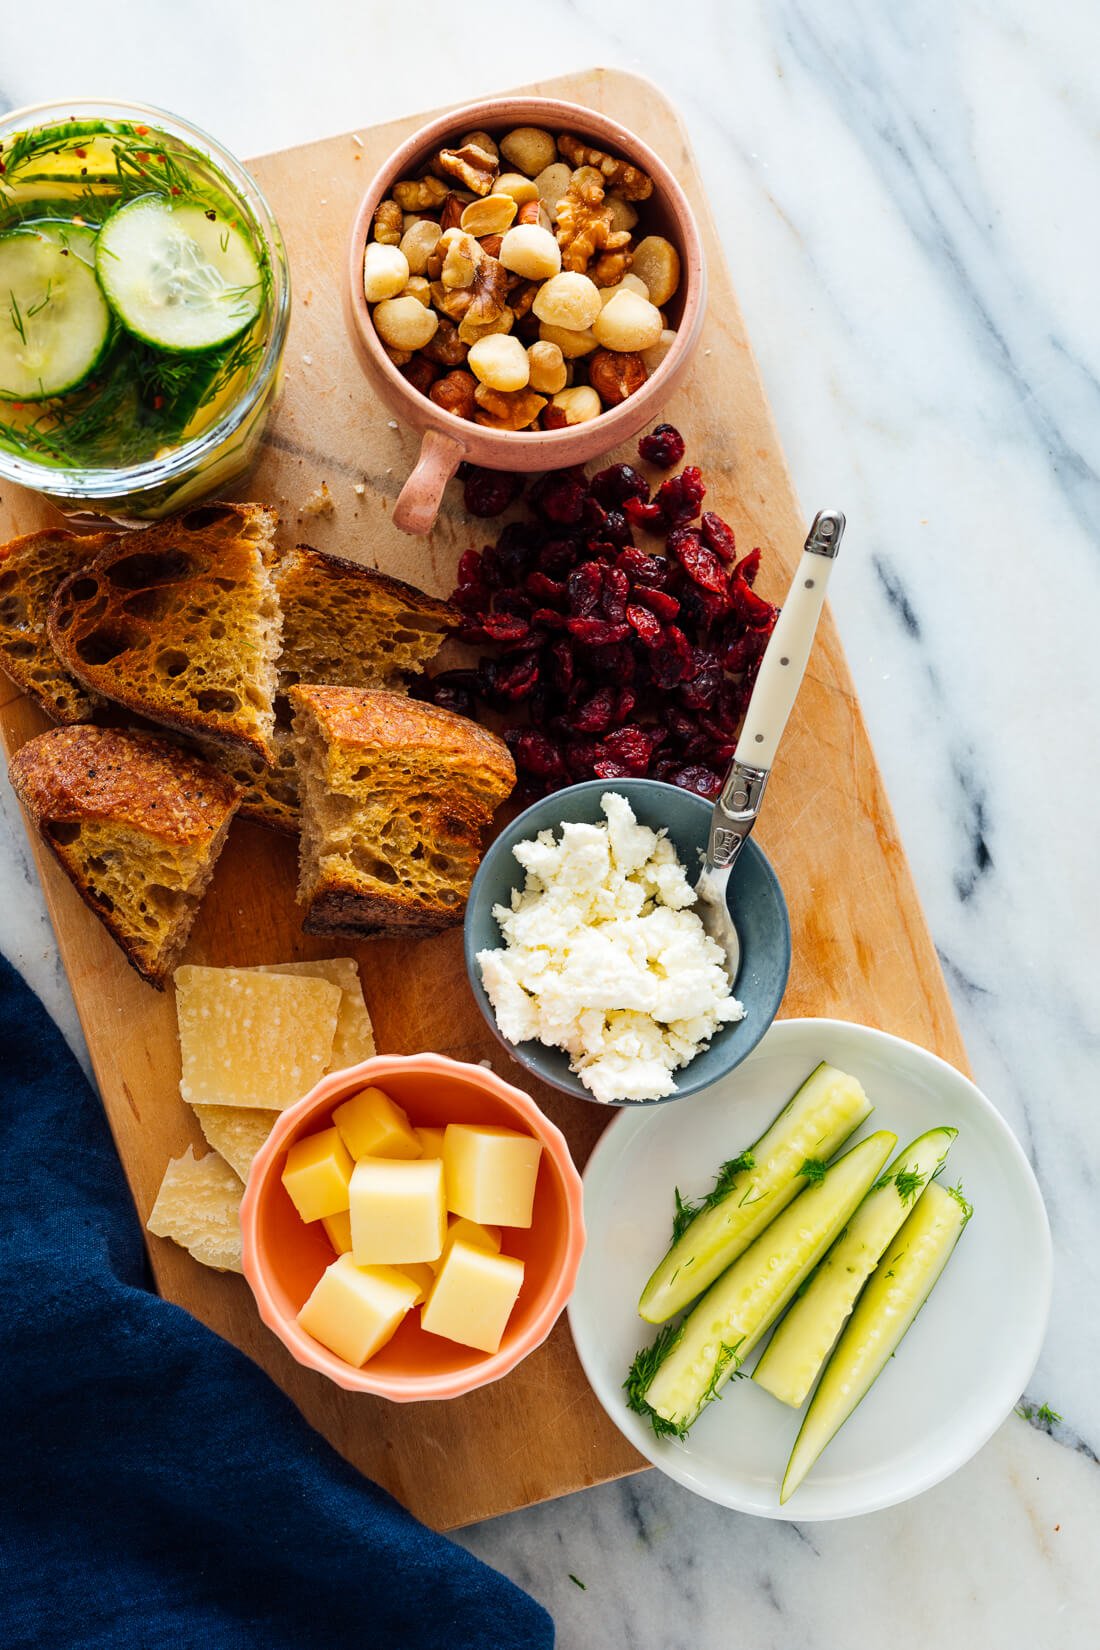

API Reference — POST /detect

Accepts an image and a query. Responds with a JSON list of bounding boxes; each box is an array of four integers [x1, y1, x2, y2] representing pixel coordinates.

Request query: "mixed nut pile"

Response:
[[418, 426, 780, 799], [363, 125, 682, 430]]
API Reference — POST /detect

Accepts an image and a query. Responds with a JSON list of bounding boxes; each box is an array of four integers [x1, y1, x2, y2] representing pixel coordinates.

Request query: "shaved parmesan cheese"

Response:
[[147, 1147, 243, 1274], [192, 1105, 280, 1182], [174, 966, 340, 1109]]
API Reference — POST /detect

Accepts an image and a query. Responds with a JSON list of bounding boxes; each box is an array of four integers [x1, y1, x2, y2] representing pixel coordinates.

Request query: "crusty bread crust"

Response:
[[0, 529, 113, 722], [291, 686, 515, 936], [47, 503, 281, 761], [8, 725, 242, 987]]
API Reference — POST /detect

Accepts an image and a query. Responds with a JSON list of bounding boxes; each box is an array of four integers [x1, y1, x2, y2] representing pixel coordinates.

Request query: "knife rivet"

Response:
[[805, 578, 815, 588], [780, 656, 790, 666], [754, 733, 764, 742]]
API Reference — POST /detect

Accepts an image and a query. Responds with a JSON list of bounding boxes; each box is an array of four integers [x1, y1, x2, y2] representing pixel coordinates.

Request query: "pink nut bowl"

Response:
[[345, 95, 708, 534], [239, 1052, 586, 1401]]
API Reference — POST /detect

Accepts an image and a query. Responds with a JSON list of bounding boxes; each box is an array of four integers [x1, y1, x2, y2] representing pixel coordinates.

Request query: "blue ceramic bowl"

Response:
[[464, 778, 791, 1106]]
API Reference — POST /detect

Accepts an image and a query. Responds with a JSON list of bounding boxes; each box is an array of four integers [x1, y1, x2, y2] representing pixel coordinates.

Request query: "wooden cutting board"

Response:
[[0, 69, 968, 1530]]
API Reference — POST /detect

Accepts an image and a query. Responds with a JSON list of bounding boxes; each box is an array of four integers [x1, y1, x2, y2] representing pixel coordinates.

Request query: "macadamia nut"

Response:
[[500, 126, 558, 178], [495, 171, 539, 205], [373, 294, 439, 351], [460, 193, 518, 238], [631, 235, 681, 306], [548, 385, 602, 425], [591, 289, 664, 352], [499, 223, 562, 281], [640, 328, 677, 375], [606, 195, 639, 234], [527, 340, 567, 394], [537, 321, 599, 358], [459, 129, 500, 164], [599, 272, 650, 307], [534, 162, 573, 218], [467, 333, 531, 392], [532, 271, 602, 331], [363, 242, 410, 302]]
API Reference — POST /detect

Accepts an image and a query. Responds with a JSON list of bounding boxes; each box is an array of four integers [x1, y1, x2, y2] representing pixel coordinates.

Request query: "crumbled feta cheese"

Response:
[[477, 793, 744, 1104]]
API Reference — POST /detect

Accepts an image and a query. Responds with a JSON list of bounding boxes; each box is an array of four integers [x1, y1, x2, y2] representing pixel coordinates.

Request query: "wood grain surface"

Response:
[[0, 68, 968, 1530]]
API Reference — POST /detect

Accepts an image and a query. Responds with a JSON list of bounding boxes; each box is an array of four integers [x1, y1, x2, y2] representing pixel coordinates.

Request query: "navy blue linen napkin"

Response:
[[0, 956, 554, 1650]]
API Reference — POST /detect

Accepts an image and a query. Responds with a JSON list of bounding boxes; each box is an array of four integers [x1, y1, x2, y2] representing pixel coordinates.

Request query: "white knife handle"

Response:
[[734, 510, 844, 771]]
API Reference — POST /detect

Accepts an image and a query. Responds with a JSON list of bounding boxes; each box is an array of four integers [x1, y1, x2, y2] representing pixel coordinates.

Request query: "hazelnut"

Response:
[[422, 317, 468, 366], [363, 241, 411, 302], [547, 385, 602, 425], [373, 294, 439, 351], [591, 289, 664, 352], [499, 126, 558, 178], [588, 348, 647, 405], [499, 223, 562, 282], [460, 193, 518, 238], [630, 235, 681, 306], [532, 271, 602, 331], [399, 218, 442, 276], [400, 354, 439, 396], [527, 340, 567, 394], [537, 321, 598, 358], [429, 369, 477, 420], [468, 333, 530, 392]]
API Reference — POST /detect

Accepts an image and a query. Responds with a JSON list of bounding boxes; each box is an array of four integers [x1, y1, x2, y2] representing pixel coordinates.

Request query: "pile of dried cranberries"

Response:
[[420, 425, 779, 798]]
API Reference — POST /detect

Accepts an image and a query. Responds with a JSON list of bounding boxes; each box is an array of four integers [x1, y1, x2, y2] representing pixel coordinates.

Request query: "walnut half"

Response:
[[435, 143, 498, 197], [557, 134, 653, 201]]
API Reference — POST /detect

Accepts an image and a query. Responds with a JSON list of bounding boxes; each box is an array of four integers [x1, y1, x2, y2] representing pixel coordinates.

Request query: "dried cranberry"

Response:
[[649, 625, 694, 687], [631, 585, 680, 620], [463, 467, 521, 518], [673, 764, 722, 797], [529, 468, 588, 525], [665, 707, 699, 745], [423, 669, 478, 718], [480, 610, 531, 642], [638, 423, 685, 468], [680, 659, 724, 711], [591, 641, 637, 683], [656, 465, 706, 525], [600, 508, 633, 547], [722, 628, 771, 673], [735, 547, 761, 586], [600, 565, 630, 623], [590, 463, 649, 508], [627, 603, 663, 645], [700, 511, 737, 562], [598, 725, 664, 775], [547, 638, 576, 692], [565, 617, 631, 646], [668, 526, 729, 596], [616, 546, 667, 586], [623, 495, 664, 528], [729, 574, 778, 629], [493, 651, 540, 700], [536, 536, 582, 579], [509, 729, 568, 783], [567, 561, 603, 616], [593, 757, 635, 780], [563, 738, 603, 778], [572, 686, 617, 733], [530, 606, 566, 630], [525, 570, 566, 603], [613, 686, 638, 723]]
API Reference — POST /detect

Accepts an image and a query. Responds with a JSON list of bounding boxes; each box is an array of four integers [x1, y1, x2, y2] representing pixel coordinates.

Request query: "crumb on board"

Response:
[[353, 482, 366, 496], [299, 481, 335, 519], [302, 353, 313, 366], [387, 419, 398, 430]]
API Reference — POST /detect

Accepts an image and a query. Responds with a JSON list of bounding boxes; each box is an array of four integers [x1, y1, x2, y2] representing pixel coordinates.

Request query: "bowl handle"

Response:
[[393, 427, 467, 535]]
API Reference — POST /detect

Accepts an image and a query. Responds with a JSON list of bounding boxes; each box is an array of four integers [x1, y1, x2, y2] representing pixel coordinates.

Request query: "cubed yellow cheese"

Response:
[[428, 1216, 502, 1273], [393, 1262, 436, 1306], [297, 1254, 419, 1366], [321, 1209, 353, 1255], [414, 1125, 446, 1159], [175, 966, 341, 1110], [281, 1126, 353, 1222], [421, 1239, 525, 1354], [349, 1156, 446, 1266], [333, 1086, 422, 1160], [442, 1124, 542, 1227]]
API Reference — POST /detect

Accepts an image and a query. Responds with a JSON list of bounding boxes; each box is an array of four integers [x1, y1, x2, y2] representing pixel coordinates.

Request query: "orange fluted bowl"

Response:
[[240, 1053, 585, 1400]]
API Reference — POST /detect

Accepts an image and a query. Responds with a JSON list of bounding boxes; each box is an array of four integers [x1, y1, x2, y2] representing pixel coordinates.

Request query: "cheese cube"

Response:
[[349, 1156, 446, 1265], [175, 966, 341, 1110], [428, 1216, 502, 1273], [393, 1262, 436, 1305], [442, 1124, 542, 1227], [333, 1086, 422, 1160], [281, 1126, 353, 1222], [421, 1240, 525, 1354], [321, 1209, 353, 1255], [415, 1125, 446, 1159], [297, 1254, 419, 1366]]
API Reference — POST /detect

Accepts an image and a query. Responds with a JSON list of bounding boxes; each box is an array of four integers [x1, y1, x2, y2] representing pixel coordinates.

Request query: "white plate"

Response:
[[568, 1018, 1052, 1520]]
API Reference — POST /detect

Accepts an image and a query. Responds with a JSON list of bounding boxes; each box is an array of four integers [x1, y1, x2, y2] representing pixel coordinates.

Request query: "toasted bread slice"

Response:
[[8, 724, 242, 988], [205, 547, 459, 832], [291, 685, 515, 936], [0, 529, 113, 721], [47, 502, 281, 761]]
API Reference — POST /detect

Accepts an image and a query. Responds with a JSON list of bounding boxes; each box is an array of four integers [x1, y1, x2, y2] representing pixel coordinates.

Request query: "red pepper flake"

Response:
[[135, 150, 150, 163], [170, 185, 181, 196], [74, 147, 87, 159], [152, 395, 165, 411], [156, 153, 167, 165], [134, 124, 149, 136]]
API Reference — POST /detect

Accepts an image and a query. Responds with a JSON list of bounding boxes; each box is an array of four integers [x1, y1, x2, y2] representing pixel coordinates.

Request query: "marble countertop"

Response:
[[2, 3, 1098, 1645]]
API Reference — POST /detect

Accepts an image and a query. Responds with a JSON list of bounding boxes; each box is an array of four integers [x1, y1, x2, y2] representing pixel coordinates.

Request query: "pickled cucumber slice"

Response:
[[628, 1131, 897, 1437], [753, 1126, 958, 1408], [639, 1063, 874, 1323], [96, 197, 262, 352], [0, 226, 111, 399], [780, 1178, 972, 1503]]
